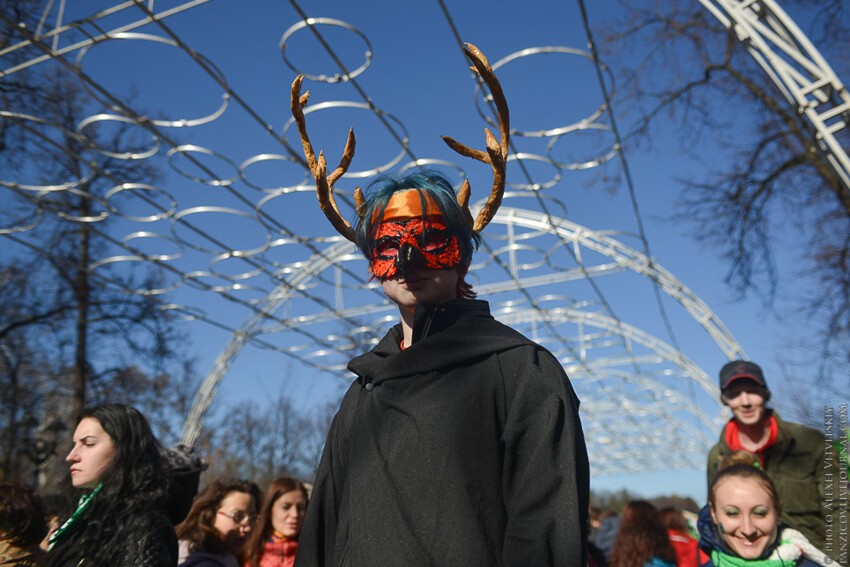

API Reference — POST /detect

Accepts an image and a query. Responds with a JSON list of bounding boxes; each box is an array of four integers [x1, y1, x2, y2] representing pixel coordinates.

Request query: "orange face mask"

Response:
[[370, 217, 461, 280], [368, 189, 462, 280]]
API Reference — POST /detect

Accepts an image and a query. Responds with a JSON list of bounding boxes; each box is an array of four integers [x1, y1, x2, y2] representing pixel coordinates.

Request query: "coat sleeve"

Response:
[[497, 345, 589, 566], [294, 412, 341, 567]]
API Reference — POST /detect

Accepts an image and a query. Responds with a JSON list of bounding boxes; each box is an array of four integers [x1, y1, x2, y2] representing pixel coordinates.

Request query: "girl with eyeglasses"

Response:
[[176, 478, 261, 567], [242, 477, 309, 567]]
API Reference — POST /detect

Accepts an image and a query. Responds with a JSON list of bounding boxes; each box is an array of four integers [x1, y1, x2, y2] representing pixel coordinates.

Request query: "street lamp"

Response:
[[26, 417, 67, 489]]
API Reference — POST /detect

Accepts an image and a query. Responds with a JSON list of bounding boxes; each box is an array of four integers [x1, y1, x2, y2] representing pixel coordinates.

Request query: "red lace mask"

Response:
[[370, 217, 461, 280]]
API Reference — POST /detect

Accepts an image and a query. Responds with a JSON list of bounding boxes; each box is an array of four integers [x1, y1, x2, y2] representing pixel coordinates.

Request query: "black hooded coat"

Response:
[[295, 299, 589, 566]]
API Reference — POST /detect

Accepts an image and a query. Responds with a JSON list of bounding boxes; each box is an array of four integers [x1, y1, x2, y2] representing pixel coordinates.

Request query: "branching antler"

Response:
[[441, 43, 510, 233], [290, 75, 365, 242]]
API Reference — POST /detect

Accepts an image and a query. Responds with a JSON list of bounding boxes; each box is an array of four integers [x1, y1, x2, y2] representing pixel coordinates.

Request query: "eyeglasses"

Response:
[[217, 510, 257, 526]]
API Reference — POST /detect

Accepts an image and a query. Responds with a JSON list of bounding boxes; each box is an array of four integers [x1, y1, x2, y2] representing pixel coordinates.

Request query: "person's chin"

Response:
[[730, 538, 767, 558]]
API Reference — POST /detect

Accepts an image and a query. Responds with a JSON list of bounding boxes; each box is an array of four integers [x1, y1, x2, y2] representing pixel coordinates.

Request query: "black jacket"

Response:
[[296, 299, 589, 566], [47, 508, 177, 567]]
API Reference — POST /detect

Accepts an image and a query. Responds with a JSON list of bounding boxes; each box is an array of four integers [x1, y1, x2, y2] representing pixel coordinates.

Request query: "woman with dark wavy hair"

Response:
[[176, 479, 261, 567], [609, 500, 677, 567], [46, 403, 177, 566], [242, 477, 308, 567]]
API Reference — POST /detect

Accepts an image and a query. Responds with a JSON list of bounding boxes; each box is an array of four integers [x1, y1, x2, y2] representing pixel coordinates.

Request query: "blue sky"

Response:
[[3, 0, 845, 503]]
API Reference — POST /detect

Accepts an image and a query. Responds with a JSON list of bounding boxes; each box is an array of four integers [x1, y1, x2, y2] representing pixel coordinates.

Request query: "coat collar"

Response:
[[348, 299, 532, 383]]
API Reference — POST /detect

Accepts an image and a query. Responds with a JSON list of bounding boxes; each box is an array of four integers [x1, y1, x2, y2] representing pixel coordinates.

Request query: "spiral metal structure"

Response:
[[7, 0, 833, 475]]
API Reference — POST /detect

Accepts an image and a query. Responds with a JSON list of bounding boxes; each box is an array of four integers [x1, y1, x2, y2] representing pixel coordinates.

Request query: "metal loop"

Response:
[[545, 123, 620, 170], [170, 205, 271, 255], [473, 46, 615, 138], [505, 153, 563, 190], [239, 153, 311, 192], [281, 100, 410, 179], [104, 183, 178, 222], [77, 113, 161, 160], [167, 144, 240, 187], [279, 17, 373, 83], [74, 32, 231, 128]]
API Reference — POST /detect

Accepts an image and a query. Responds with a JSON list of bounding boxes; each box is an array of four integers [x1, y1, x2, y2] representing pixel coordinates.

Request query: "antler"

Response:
[[290, 75, 365, 242], [441, 43, 510, 233]]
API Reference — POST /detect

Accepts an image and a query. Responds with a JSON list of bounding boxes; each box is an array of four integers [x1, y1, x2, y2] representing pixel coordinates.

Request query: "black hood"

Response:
[[348, 299, 535, 383], [697, 504, 726, 556]]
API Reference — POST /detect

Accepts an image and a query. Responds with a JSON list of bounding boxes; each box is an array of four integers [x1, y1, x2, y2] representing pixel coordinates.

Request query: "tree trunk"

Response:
[[71, 188, 92, 421]]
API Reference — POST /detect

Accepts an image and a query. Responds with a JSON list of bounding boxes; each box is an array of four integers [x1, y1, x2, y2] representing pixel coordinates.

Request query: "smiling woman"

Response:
[[46, 404, 178, 567], [697, 464, 832, 566]]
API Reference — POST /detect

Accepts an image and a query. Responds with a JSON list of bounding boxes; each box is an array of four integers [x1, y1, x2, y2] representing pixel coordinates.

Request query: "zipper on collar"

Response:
[[420, 305, 444, 340]]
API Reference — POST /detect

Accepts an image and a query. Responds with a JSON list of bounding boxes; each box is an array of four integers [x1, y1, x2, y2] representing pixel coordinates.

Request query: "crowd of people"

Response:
[[0, 404, 310, 567], [0, 358, 839, 567]]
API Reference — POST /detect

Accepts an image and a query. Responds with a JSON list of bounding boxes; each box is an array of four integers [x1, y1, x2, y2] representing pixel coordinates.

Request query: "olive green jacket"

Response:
[[706, 411, 829, 552]]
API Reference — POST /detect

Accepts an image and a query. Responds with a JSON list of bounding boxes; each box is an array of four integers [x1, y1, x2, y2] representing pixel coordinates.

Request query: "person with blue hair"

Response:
[[294, 170, 589, 566], [291, 44, 588, 567], [354, 171, 481, 301]]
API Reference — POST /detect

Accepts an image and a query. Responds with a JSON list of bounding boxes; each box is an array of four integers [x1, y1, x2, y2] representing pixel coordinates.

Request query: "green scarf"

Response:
[[710, 549, 790, 567], [48, 484, 103, 550]]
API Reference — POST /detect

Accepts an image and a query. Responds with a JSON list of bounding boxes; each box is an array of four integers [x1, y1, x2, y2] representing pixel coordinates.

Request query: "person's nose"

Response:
[[739, 392, 751, 406], [66, 446, 79, 463], [740, 515, 755, 535], [395, 243, 426, 276]]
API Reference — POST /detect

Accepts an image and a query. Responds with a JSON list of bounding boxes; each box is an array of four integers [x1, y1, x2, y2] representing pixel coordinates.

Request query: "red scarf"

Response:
[[724, 413, 779, 468]]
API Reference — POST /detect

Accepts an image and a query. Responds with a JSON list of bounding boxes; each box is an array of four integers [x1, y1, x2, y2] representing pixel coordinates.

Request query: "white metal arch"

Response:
[[180, 206, 740, 477], [697, 0, 850, 191]]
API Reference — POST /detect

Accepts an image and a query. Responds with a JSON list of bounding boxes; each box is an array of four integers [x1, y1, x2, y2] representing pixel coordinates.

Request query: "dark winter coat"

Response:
[[295, 299, 590, 567], [707, 411, 829, 551], [46, 507, 177, 567], [178, 547, 239, 567], [696, 505, 822, 567]]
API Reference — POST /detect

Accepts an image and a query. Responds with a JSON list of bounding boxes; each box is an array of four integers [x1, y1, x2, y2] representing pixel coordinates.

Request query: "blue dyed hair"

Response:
[[354, 170, 480, 267]]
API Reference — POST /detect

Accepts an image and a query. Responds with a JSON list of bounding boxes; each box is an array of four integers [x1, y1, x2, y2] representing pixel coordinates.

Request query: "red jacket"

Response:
[[668, 529, 698, 567]]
